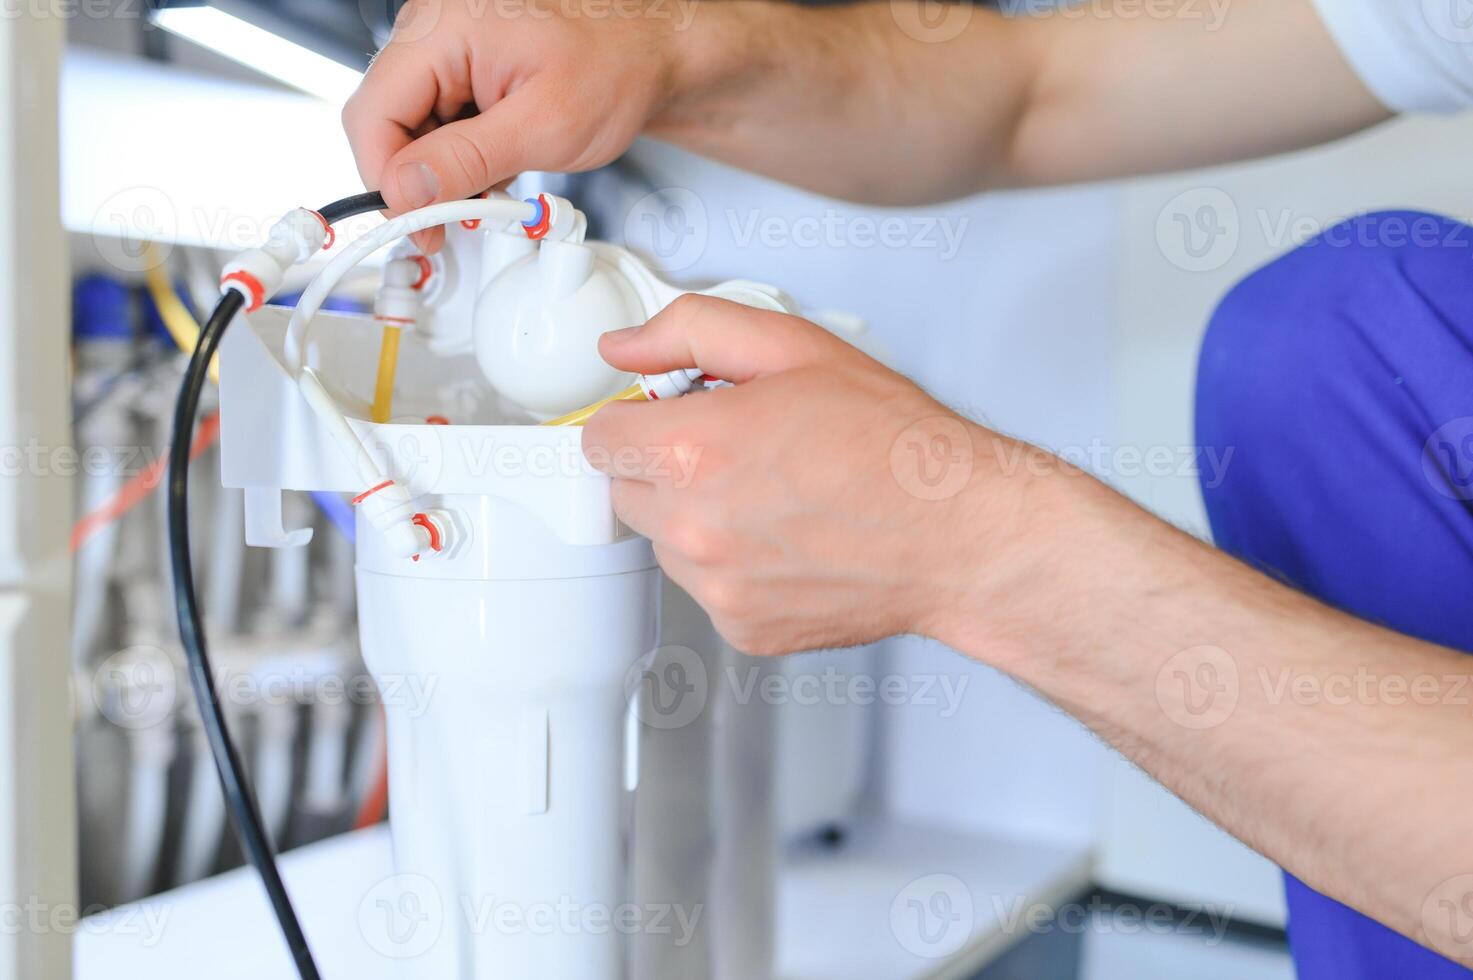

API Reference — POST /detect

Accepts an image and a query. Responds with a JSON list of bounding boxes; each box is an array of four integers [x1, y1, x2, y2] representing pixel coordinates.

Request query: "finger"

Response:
[[384, 90, 545, 254], [379, 87, 541, 220], [582, 397, 707, 487], [344, 46, 452, 254], [408, 177, 514, 254], [401, 118, 445, 254], [409, 226, 445, 255], [649, 542, 702, 597], [609, 478, 663, 539], [598, 295, 843, 383], [342, 36, 466, 208]]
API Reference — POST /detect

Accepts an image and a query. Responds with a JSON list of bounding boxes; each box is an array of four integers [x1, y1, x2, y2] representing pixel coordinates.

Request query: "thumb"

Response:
[[599, 294, 842, 384], [379, 92, 539, 246]]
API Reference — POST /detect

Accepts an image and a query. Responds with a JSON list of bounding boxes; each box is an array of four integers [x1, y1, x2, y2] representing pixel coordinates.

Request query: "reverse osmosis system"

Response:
[[169, 189, 800, 978]]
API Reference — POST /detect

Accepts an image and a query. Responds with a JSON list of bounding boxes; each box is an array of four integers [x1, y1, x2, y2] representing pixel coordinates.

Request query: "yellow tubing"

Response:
[[371, 324, 403, 424], [143, 243, 219, 384], [540, 382, 647, 427]]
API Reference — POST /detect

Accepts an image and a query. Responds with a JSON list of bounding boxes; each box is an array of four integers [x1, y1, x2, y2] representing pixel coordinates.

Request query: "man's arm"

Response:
[[655, 0, 1391, 203], [935, 449, 1473, 963], [582, 298, 1473, 966], [343, 0, 1392, 239]]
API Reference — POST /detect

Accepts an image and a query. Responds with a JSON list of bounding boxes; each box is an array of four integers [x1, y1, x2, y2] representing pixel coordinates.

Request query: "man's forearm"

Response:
[[650, 0, 1389, 205], [934, 438, 1473, 963]]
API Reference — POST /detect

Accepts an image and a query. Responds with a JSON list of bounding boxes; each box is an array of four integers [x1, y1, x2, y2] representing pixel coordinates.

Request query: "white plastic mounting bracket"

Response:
[[244, 486, 314, 548]]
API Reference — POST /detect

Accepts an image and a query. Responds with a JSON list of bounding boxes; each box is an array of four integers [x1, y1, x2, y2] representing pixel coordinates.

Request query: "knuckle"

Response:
[[666, 513, 728, 565], [667, 433, 708, 472], [714, 618, 761, 656], [608, 478, 636, 511], [700, 578, 739, 619], [339, 96, 362, 132], [665, 292, 715, 323]]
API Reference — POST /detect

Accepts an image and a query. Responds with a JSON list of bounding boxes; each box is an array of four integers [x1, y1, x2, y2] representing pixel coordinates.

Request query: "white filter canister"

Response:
[[355, 486, 658, 978]]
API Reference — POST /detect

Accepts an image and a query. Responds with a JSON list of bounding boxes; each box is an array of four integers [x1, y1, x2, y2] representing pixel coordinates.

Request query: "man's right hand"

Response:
[[341, 0, 699, 252]]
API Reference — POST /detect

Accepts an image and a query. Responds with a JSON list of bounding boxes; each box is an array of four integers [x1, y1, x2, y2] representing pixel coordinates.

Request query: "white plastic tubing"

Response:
[[281, 196, 537, 557]]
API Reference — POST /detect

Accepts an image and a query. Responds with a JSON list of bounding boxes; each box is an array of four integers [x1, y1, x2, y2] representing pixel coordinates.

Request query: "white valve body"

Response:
[[472, 245, 642, 419]]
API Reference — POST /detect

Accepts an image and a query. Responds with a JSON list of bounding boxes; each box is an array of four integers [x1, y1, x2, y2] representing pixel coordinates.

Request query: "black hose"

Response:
[[318, 190, 387, 224], [166, 192, 384, 979]]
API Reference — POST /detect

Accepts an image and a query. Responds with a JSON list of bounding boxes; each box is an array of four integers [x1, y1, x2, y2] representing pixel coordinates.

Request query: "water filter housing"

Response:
[[215, 220, 792, 978], [356, 486, 658, 976]]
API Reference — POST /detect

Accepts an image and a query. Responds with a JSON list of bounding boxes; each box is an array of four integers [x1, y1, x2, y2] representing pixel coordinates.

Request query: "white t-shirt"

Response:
[[1311, 0, 1473, 112]]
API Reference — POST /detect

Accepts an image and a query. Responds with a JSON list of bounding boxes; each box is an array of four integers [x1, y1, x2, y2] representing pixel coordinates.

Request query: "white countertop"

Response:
[[76, 819, 1091, 979]]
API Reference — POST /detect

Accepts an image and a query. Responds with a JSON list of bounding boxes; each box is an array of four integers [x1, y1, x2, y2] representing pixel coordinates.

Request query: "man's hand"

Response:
[[341, 0, 697, 252], [582, 295, 1030, 655]]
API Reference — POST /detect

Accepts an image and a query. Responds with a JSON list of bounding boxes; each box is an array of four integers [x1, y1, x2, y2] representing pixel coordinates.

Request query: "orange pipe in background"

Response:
[[353, 707, 389, 830], [69, 411, 221, 554]]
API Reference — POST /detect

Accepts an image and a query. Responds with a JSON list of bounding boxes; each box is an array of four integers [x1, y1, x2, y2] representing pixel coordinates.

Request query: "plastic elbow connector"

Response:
[[220, 208, 331, 311], [351, 480, 435, 559], [376, 258, 424, 323]]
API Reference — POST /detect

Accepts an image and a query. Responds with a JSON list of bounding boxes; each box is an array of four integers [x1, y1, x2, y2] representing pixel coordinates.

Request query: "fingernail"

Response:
[[603, 324, 642, 342], [397, 162, 439, 209]]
